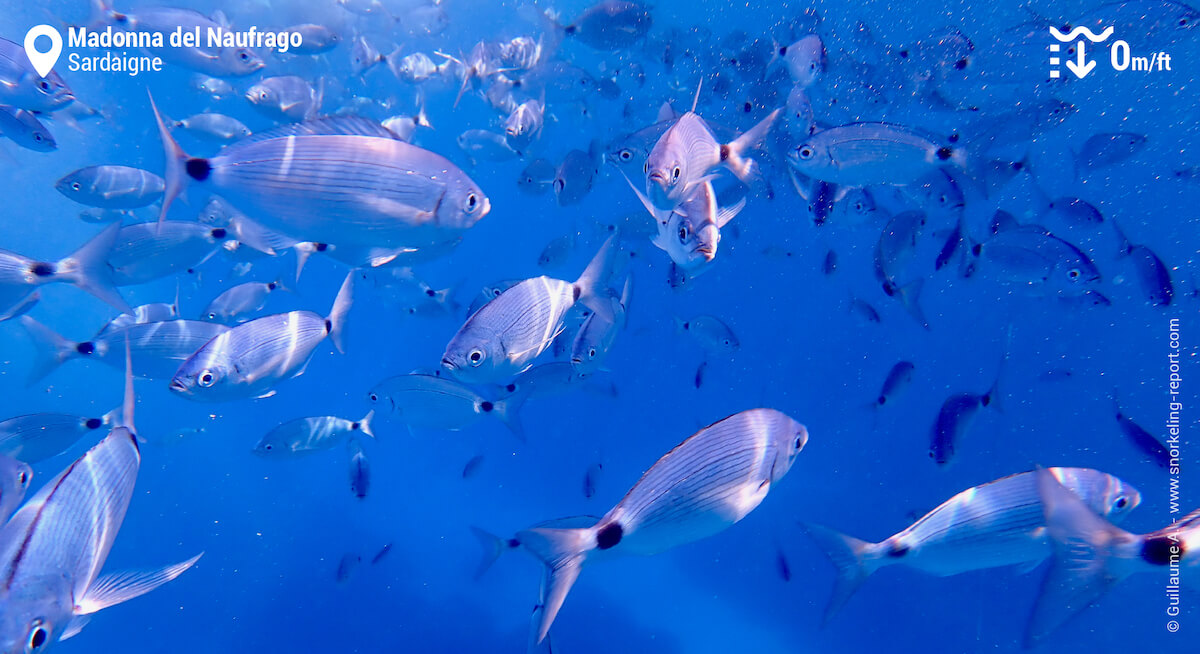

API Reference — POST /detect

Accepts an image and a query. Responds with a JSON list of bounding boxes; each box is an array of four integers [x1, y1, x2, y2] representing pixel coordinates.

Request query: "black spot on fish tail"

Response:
[[564, 24, 577, 35], [877, 396, 887, 406], [351, 422, 361, 430], [85, 418, 102, 429], [936, 147, 953, 161], [324, 319, 332, 333], [186, 158, 212, 181], [572, 285, 581, 301], [1142, 535, 1179, 565], [211, 228, 227, 239], [719, 144, 730, 162], [480, 401, 494, 412], [425, 288, 436, 297], [743, 102, 752, 113], [76, 342, 95, 355], [315, 243, 329, 252], [596, 522, 623, 550], [971, 243, 982, 257], [887, 543, 909, 558], [506, 538, 521, 549], [30, 262, 55, 277]]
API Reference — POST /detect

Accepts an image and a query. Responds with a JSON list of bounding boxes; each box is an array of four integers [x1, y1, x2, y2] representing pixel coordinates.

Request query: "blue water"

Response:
[[0, 0, 1197, 652]]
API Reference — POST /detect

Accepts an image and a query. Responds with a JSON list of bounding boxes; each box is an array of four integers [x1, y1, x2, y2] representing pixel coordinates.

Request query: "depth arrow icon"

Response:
[[1065, 40, 1096, 78]]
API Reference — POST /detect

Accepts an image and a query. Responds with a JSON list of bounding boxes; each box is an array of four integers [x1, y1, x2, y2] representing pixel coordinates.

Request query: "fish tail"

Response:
[[76, 553, 204, 615], [1110, 217, 1133, 257], [1023, 468, 1134, 648], [18, 316, 82, 384], [53, 222, 129, 312], [516, 526, 596, 644], [801, 522, 885, 625], [357, 410, 376, 440], [469, 526, 507, 581], [573, 235, 618, 323], [493, 385, 530, 442], [722, 108, 781, 182], [326, 272, 355, 354], [895, 278, 931, 331], [293, 242, 316, 284], [148, 90, 193, 225]]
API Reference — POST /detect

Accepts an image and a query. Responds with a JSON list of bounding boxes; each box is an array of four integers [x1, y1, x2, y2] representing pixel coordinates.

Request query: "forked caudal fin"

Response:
[[19, 316, 83, 384], [801, 522, 886, 625], [516, 526, 597, 644], [54, 222, 130, 313], [572, 235, 619, 324], [721, 108, 781, 182], [326, 272, 355, 354], [149, 90, 196, 225]]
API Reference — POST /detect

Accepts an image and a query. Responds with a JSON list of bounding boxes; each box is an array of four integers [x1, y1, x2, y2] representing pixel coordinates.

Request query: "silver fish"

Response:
[[457, 129, 520, 162], [0, 453, 31, 524], [582, 463, 603, 499], [361, 267, 457, 317], [253, 411, 374, 457], [675, 314, 739, 354], [96, 3, 264, 77], [1112, 391, 1171, 468], [870, 361, 915, 409], [154, 108, 491, 250], [1045, 197, 1103, 226], [804, 467, 1141, 623], [388, 52, 449, 84], [442, 237, 616, 384], [570, 275, 631, 375], [783, 86, 816, 138], [929, 368, 1002, 466], [170, 273, 353, 401], [968, 225, 1102, 297], [554, 148, 598, 207], [246, 76, 321, 122], [347, 437, 370, 499], [21, 317, 229, 382], [0, 38, 74, 112], [286, 24, 342, 54], [517, 408, 808, 642], [366, 373, 525, 439], [504, 100, 545, 151], [192, 74, 234, 98], [0, 417, 200, 651], [55, 166, 165, 209], [518, 158, 557, 195], [173, 113, 251, 142], [645, 105, 779, 209], [202, 280, 286, 323], [0, 413, 112, 464], [107, 221, 229, 286], [1113, 220, 1173, 306], [97, 301, 182, 336], [78, 209, 133, 224], [349, 37, 385, 76], [0, 222, 128, 312], [0, 106, 56, 152], [1078, 132, 1148, 172], [380, 110, 431, 143], [774, 34, 826, 87], [1024, 468, 1199, 647], [560, 0, 653, 50], [789, 122, 963, 187], [638, 180, 744, 271]]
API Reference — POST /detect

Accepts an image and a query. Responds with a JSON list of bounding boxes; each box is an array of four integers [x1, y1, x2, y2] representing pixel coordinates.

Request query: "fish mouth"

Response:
[[479, 196, 492, 217], [441, 357, 458, 371], [168, 379, 188, 394], [694, 245, 716, 261]]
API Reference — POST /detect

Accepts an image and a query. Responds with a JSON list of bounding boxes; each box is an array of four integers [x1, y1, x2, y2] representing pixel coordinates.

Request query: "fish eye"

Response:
[[798, 145, 815, 160], [34, 133, 44, 142], [553, 179, 565, 193], [37, 80, 50, 92], [17, 469, 28, 487], [619, 149, 632, 161], [1181, 17, 1189, 26], [239, 51, 251, 61], [198, 370, 216, 387], [27, 621, 48, 651], [678, 225, 689, 242], [71, 182, 81, 191], [1067, 268, 1081, 280], [368, 393, 378, 402], [794, 436, 803, 450], [468, 349, 485, 365], [264, 444, 273, 451], [259, 90, 269, 100], [465, 192, 478, 212], [1116, 496, 1128, 509], [643, 161, 649, 174], [207, 312, 217, 320], [588, 347, 597, 358], [671, 166, 681, 182]]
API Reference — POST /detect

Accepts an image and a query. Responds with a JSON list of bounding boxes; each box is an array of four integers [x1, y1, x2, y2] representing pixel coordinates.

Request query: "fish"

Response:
[[967, 225, 1102, 297], [554, 148, 599, 207], [582, 463, 603, 499], [335, 553, 361, 584], [246, 76, 322, 122], [22, 317, 229, 382], [675, 314, 739, 355], [0, 363, 201, 651], [286, 24, 342, 54], [873, 210, 928, 296], [349, 37, 385, 76], [0, 413, 114, 464], [1023, 468, 1199, 647], [93, 1, 264, 77], [929, 365, 1003, 466], [869, 361, 915, 410], [380, 109, 432, 143], [254, 411, 374, 458], [1078, 132, 1147, 172], [849, 297, 882, 324], [0, 453, 32, 524], [776, 546, 792, 582], [1111, 391, 1171, 468], [537, 233, 576, 271], [645, 95, 779, 210], [627, 177, 745, 271], [0, 222, 128, 312], [499, 362, 613, 403], [370, 543, 393, 565], [442, 237, 616, 384], [0, 38, 74, 112], [106, 221, 230, 286], [153, 105, 491, 250], [1112, 219, 1173, 306], [78, 209, 134, 224], [504, 100, 545, 152], [170, 273, 354, 401], [388, 52, 450, 84], [55, 166, 165, 209], [571, 275, 632, 375], [823, 250, 838, 275], [173, 113, 251, 142], [1045, 197, 1103, 226], [0, 105, 56, 152], [518, 158, 557, 195], [773, 34, 826, 88], [803, 467, 1141, 623], [366, 373, 526, 439], [557, 1, 653, 49], [789, 123, 965, 187], [462, 454, 486, 479], [517, 408, 808, 642], [784, 86, 816, 138], [347, 437, 370, 499], [202, 279, 287, 323], [458, 129, 520, 162]]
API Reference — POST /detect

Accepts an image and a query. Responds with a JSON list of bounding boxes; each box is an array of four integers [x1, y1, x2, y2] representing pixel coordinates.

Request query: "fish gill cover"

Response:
[[0, 0, 1195, 653]]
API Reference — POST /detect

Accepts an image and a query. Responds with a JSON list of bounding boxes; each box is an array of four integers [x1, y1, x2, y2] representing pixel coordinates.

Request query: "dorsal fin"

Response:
[[691, 78, 704, 113], [232, 116, 401, 148]]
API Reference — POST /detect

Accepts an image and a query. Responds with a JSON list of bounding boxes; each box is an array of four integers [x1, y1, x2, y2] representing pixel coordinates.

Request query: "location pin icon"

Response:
[[23, 25, 63, 78]]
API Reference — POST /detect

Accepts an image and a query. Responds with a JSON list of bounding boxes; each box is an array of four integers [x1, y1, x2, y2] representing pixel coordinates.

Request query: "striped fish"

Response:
[[442, 236, 617, 384], [152, 100, 490, 250], [0, 222, 128, 314], [253, 411, 374, 457], [366, 373, 526, 439], [0, 37, 74, 112], [55, 166, 165, 209], [1024, 468, 1199, 646], [570, 274, 631, 375], [803, 467, 1142, 623], [20, 317, 229, 383], [170, 273, 354, 401], [107, 221, 229, 286], [0, 453, 31, 524], [517, 408, 808, 643], [0, 413, 113, 464]]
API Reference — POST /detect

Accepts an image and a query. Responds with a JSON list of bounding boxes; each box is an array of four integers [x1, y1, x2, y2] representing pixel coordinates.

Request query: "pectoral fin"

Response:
[[76, 553, 203, 615]]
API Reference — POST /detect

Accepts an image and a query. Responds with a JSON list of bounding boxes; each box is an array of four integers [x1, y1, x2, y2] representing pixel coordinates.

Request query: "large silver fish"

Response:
[[558, 1, 653, 50], [55, 166, 165, 210], [253, 411, 374, 457], [0, 453, 31, 524], [0, 106, 56, 152], [366, 373, 526, 439], [107, 222, 229, 286], [517, 408, 808, 642], [0, 223, 128, 313], [152, 104, 490, 250], [442, 237, 616, 384], [789, 122, 965, 187], [626, 176, 745, 271], [570, 275, 632, 375], [1024, 468, 1199, 646], [0, 38, 74, 112], [804, 467, 1140, 623], [170, 273, 354, 401], [93, 2, 264, 77], [0, 413, 113, 464]]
